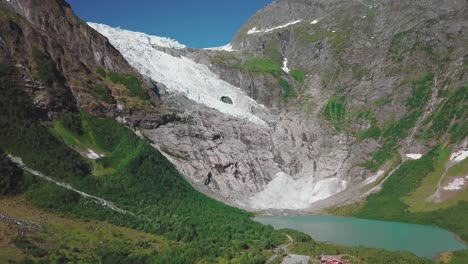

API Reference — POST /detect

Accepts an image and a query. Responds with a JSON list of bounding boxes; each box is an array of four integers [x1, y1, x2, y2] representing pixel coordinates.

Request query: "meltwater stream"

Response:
[[254, 215, 467, 258]]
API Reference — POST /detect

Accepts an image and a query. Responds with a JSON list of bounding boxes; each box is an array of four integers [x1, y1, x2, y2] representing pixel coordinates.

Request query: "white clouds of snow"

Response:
[[281, 58, 290, 73], [362, 170, 384, 185], [249, 172, 347, 210], [89, 23, 266, 125], [406, 154, 422, 160], [86, 149, 104, 160], [443, 176, 468, 191], [311, 19, 319, 24], [204, 43, 237, 52], [247, 20, 302, 34], [450, 150, 468, 162]]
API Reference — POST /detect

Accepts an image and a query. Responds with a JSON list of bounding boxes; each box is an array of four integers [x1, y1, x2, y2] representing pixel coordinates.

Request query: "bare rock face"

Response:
[[133, 0, 467, 211], [139, 83, 365, 210], [0, 0, 163, 121]]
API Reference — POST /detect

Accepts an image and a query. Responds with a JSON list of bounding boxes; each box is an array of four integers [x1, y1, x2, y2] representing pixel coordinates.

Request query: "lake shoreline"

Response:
[[254, 214, 468, 259]]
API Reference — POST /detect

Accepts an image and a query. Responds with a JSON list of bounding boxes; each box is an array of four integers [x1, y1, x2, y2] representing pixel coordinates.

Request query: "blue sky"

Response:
[[67, 0, 273, 48]]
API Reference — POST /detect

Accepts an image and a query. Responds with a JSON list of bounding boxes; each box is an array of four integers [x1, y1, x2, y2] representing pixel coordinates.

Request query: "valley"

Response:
[[0, 0, 467, 263]]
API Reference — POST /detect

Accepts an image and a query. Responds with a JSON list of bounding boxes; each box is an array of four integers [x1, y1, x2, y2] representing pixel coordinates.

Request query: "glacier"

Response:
[[249, 172, 347, 210], [89, 23, 266, 125]]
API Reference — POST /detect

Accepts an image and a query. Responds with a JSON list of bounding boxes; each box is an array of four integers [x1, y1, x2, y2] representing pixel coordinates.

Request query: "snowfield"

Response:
[[281, 58, 290, 73], [204, 43, 237, 52], [443, 176, 468, 191], [249, 172, 347, 210], [247, 20, 302, 34], [89, 23, 265, 125], [362, 170, 384, 185], [406, 153, 422, 160], [450, 150, 468, 162]]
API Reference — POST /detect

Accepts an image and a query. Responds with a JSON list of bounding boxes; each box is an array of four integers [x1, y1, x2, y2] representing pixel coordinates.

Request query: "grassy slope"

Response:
[[353, 146, 468, 242], [0, 197, 177, 264]]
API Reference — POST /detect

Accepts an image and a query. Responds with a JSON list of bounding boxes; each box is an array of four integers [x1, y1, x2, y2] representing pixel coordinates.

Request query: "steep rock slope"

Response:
[[93, 24, 359, 210], [0, 0, 163, 123], [93, 0, 467, 211]]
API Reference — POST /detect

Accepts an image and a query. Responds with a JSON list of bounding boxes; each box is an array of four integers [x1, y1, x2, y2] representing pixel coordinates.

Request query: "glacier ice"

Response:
[[89, 23, 265, 125], [249, 172, 347, 210]]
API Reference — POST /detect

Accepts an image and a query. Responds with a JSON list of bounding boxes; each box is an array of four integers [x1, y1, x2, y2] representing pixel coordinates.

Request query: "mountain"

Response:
[[90, 0, 467, 212], [0, 0, 467, 263]]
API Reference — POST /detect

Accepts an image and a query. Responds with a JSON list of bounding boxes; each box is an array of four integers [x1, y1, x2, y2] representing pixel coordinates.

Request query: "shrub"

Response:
[[107, 72, 149, 100], [60, 112, 83, 135], [278, 79, 295, 99], [290, 70, 305, 83], [322, 96, 346, 131]]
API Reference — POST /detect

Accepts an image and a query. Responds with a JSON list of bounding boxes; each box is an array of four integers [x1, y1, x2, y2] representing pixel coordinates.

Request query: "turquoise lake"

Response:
[[253, 215, 467, 258]]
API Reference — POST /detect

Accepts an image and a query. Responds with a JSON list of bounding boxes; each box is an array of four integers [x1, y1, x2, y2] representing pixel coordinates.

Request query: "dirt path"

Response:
[[8, 155, 132, 215], [267, 233, 294, 263]]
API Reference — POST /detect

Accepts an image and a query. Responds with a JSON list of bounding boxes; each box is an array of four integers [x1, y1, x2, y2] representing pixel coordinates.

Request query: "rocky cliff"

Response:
[[92, 0, 467, 211], [0, 0, 164, 124]]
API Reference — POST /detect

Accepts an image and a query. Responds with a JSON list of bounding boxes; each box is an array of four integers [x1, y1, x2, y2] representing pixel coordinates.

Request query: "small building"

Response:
[[321, 253, 350, 264]]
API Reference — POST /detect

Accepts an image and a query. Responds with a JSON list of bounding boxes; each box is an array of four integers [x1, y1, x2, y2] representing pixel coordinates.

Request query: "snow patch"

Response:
[[247, 20, 302, 34], [443, 177, 467, 191], [89, 23, 266, 125], [86, 149, 104, 160], [281, 58, 290, 73], [204, 43, 237, 52], [250, 172, 347, 210], [406, 153, 422, 160], [362, 170, 384, 185], [450, 150, 468, 162], [311, 19, 319, 25]]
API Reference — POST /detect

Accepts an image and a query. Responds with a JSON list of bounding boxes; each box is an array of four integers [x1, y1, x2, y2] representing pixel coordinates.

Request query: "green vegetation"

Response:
[[0, 197, 177, 264], [59, 112, 84, 136], [0, 64, 89, 179], [389, 31, 409, 56], [107, 71, 149, 100], [402, 146, 451, 212], [290, 69, 305, 83], [240, 57, 283, 77], [278, 79, 295, 100], [0, 7, 20, 22], [0, 63, 447, 263], [421, 85, 468, 142], [264, 42, 282, 64], [449, 250, 468, 264], [88, 84, 114, 104], [9, 102, 283, 262], [362, 73, 434, 170], [0, 153, 32, 196], [405, 73, 433, 110], [322, 96, 347, 131], [352, 64, 370, 80], [354, 146, 468, 242], [31, 47, 58, 85], [290, 242, 434, 264], [96, 67, 107, 78], [357, 125, 382, 141], [12, 236, 48, 258], [300, 29, 349, 54]]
